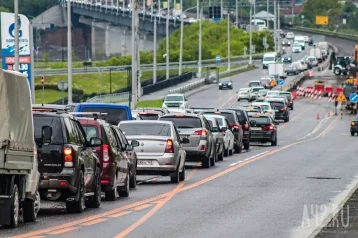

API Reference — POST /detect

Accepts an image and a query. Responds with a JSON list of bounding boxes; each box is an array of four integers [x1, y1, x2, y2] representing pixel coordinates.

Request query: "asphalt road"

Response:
[[1, 42, 356, 238]]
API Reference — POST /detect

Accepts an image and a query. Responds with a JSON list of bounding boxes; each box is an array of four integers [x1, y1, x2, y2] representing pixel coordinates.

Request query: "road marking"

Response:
[[229, 151, 269, 166], [81, 218, 107, 226], [107, 211, 132, 218], [46, 227, 79, 235], [132, 204, 153, 211]]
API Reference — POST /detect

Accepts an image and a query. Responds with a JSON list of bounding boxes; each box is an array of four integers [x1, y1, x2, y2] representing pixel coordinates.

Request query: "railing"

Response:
[[287, 26, 358, 41]]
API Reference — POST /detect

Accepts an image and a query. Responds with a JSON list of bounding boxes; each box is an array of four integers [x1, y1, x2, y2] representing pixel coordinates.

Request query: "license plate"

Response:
[[275, 110, 279, 112], [251, 127, 262, 131], [138, 160, 154, 166]]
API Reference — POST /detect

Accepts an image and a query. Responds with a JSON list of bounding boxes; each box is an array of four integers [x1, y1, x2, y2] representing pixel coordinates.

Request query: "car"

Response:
[[299, 61, 308, 71], [304, 59, 313, 69], [265, 90, 280, 100], [162, 94, 189, 112], [219, 78, 233, 90], [252, 101, 276, 120], [286, 32, 294, 39], [33, 112, 103, 213], [135, 111, 161, 120], [303, 36, 309, 43], [118, 120, 188, 182], [292, 61, 305, 72], [204, 115, 235, 159], [350, 117, 358, 136], [278, 91, 294, 110], [78, 118, 135, 200], [248, 86, 265, 102], [257, 89, 269, 100], [266, 98, 290, 122], [243, 105, 264, 114], [292, 43, 302, 53], [281, 55, 292, 64], [201, 110, 244, 153], [159, 114, 217, 168], [237, 88, 250, 101], [248, 80, 262, 87], [220, 108, 251, 150], [135, 108, 170, 115], [260, 77, 273, 89], [270, 95, 290, 108], [285, 64, 299, 75], [306, 56, 319, 67], [280, 31, 286, 38], [308, 38, 314, 46], [281, 40, 291, 46], [248, 113, 279, 146]]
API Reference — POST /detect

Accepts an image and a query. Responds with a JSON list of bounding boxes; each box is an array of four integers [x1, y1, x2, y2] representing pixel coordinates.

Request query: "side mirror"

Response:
[[89, 137, 103, 147], [41, 126, 52, 145], [249, 120, 256, 127], [181, 137, 190, 144], [220, 127, 227, 132], [274, 121, 280, 125], [125, 144, 134, 151], [131, 140, 140, 147]]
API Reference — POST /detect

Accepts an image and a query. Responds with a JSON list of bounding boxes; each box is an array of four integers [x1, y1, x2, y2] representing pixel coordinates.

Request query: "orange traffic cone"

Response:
[[328, 112, 330, 117], [316, 113, 320, 120]]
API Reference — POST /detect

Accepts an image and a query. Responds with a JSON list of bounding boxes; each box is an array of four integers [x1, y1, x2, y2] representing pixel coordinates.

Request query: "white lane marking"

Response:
[[229, 151, 269, 166]]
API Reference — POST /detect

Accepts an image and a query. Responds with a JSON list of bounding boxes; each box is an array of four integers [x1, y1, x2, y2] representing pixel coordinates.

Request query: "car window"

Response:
[[205, 116, 224, 126], [104, 124, 119, 148], [249, 116, 271, 125], [119, 122, 172, 136], [139, 113, 160, 120], [81, 107, 128, 125], [110, 126, 123, 149], [270, 102, 285, 109], [82, 125, 99, 142], [72, 120, 86, 145], [114, 127, 129, 149], [33, 116, 64, 144], [219, 112, 236, 124], [63, 118, 77, 144], [159, 116, 202, 129], [165, 95, 184, 101]]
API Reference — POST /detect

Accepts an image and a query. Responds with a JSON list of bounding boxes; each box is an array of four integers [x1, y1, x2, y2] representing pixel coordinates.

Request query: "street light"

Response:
[[14, 0, 19, 71], [227, 15, 231, 71], [67, 0, 73, 103], [198, 4, 203, 78], [249, 0, 253, 65], [179, 6, 197, 76], [166, 3, 172, 80]]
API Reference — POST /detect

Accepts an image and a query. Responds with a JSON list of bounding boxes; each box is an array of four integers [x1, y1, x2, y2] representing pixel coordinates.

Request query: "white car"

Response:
[[292, 43, 302, 53], [303, 36, 309, 43], [248, 86, 265, 102], [292, 61, 305, 72], [162, 94, 189, 112], [299, 60, 308, 71], [237, 88, 250, 101], [257, 89, 269, 100], [265, 90, 280, 101], [188, 17, 196, 23], [252, 102, 276, 120], [286, 32, 295, 39]]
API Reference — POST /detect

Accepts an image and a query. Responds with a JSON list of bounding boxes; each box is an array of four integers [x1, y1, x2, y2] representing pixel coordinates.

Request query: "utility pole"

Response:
[[198, 5, 203, 78], [273, 0, 277, 52], [67, 0, 73, 103], [227, 16, 231, 71], [131, 0, 138, 109], [278, 0, 281, 54], [179, 0, 183, 76], [153, 15, 157, 83], [166, 0, 170, 80], [14, 0, 19, 72], [220, 0, 223, 19], [197, 0, 199, 19], [235, 0, 238, 27], [159, 0, 161, 24], [249, 0, 253, 65], [267, 0, 269, 30]]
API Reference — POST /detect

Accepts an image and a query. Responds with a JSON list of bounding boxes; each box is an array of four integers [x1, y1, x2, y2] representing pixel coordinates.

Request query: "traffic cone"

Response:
[[328, 111, 330, 117], [316, 113, 320, 120]]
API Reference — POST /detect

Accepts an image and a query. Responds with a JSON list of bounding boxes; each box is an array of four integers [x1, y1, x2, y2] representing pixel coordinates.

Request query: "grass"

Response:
[[35, 90, 65, 104], [136, 99, 163, 108], [34, 61, 100, 69]]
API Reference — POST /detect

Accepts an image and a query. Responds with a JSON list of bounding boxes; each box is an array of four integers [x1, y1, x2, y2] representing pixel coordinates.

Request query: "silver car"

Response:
[[118, 120, 188, 183], [204, 114, 235, 158], [237, 88, 250, 101], [159, 113, 217, 168]]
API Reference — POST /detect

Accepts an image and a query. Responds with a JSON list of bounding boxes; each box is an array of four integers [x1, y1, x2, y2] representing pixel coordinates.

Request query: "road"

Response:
[[1, 42, 357, 238]]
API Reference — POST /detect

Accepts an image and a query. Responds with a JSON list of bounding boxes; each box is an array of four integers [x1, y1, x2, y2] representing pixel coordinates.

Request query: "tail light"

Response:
[[264, 125, 274, 130], [230, 124, 240, 130], [243, 122, 249, 130], [103, 144, 109, 162], [351, 122, 355, 126], [164, 139, 174, 153], [64, 147, 73, 167], [194, 129, 208, 136], [281, 108, 287, 111]]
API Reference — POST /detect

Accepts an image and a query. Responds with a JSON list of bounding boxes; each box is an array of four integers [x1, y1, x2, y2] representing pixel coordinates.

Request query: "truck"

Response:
[[0, 69, 40, 227], [310, 47, 323, 63], [268, 63, 287, 79]]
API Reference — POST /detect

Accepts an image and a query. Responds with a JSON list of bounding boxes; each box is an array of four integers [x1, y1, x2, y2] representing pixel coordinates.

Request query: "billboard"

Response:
[[1, 12, 32, 87], [316, 16, 328, 25]]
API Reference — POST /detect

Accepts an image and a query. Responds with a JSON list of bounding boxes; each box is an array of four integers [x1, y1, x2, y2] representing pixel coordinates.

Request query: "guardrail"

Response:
[[168, 65, 249, 94], [34, 54, 263, 76], [287, 26, 358, 41]]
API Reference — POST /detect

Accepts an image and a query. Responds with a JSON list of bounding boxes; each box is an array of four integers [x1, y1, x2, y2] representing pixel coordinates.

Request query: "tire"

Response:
[[238, 98, 241, 101], [202, 156, 210, 168], [284, 117, 289, 122], [229, 147, 234, 155], [66, 171, 85, 214], [7, 184, 19, 228], [334, 68, 341, 76], [351, 132, 355, 136], [244, 141, 250, 150], [170, 166, 180, 183], [271, 135, 278, 146], [224, 146, 229, 157], [234, 141, 242, 154], [22, 191, 40, 223], [218, 146, 224, 161], [86, 167, 101, 208], [117, 172, 130, 197], [179, 163, 186, 181], [290, 106, 293, 110], [210, 148, 216, 167], [129, 164, 137, 189], [105, 175, 117, 201]]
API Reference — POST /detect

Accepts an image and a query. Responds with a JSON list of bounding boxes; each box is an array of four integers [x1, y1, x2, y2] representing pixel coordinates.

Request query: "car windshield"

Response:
[[160, 116, 202, 129], [204, 112, 235, 124], [33, 116, 64, 144], [119, 123, 171, 136], [293, 44, 300, 47], [240, 88, 250, 92], [220, 80, 231, 83], [254, 104, 270, 111], [279, 93, 292, 100], [308, 57, 315, 61], [249, 116, 271, 125], [258, 90, 267, 95], [205, 116, 224, 126], [138, 114, 159, 120], [263, 57, 275, 61], [270, 102, 285, 109], [81, 107, 128, 125], [252, 88, 263, 92], [82, 125, 99, 141], [165, 95, 184, 101], [267, 91, 279, 95]]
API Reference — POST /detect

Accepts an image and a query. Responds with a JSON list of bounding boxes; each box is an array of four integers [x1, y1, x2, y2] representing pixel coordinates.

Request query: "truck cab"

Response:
[[262, 52, 277, 69]]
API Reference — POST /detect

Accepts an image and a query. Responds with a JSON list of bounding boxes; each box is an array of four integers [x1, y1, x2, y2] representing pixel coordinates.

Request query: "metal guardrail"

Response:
[[289, 26, 358, 41], [168, 65, 249, 94]]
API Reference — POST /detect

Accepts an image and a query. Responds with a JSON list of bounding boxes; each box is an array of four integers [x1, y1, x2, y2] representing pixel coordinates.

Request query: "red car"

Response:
[[78, 118, 139, 201]]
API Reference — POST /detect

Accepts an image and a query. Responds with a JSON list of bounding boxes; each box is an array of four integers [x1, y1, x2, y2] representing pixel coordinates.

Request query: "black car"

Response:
[[219, 79, 233, 90], [201, 110, 244, 153], [350, 118, 358, 136], [248, 114, 279, 146], [278, 91, 294, 110], [308, 39, 313, 46], [281, 55, 292, 64], [33, 112, 103, 213], [221, 107, 251, 150], [267, 99, 290, 122]]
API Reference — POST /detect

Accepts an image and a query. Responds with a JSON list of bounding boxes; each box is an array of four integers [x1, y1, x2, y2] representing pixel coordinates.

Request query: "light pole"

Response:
[[179, 6, 197, 76], [267, 0, 269, 30], [197, 0, 199, 19], [273, 0, 277, 52], [220, 0, 223, 19], [227, 15, 231, 71], [159, 0, 161, 24], [14, 0, 19, 71], [67, 0, 73, 103], [131, 0, 138, 109], [235, 0, 238, 27], [249, 0, 253, 65], [153, 15, 157, 83], [166, 2, 170, 80], [278, 0, 281, 53], [198, 4, 203, 78]]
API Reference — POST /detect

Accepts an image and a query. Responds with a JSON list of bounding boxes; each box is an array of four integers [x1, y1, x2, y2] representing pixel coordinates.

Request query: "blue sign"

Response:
[[349, 93, 358, 103], [278, 80, 284, 86], [216, 56, 221, 63], [1, 12, 32, 88], [213, 18, 221, 22]]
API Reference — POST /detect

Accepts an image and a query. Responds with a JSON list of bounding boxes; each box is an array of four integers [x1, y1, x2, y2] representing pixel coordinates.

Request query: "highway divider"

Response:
[[286, 26, 358, 41]]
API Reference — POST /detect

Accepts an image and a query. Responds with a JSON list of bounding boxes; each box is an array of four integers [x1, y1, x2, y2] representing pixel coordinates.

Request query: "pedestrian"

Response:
[[335, 97, 338, 115]]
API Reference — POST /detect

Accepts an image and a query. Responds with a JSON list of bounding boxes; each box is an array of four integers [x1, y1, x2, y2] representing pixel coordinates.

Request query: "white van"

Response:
[[294, 36, 305, 50], [262, 52, 277, 69]]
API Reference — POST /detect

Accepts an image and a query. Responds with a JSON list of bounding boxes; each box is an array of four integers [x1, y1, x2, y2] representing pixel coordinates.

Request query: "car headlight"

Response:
[[228, 82, 232, 85], [162, 103, 167, 108], [179, 103, 185, 108], [219, 83, 222, 85]]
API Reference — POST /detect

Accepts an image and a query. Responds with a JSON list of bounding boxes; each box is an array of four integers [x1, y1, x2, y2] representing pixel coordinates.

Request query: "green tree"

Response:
[[301, 0, 343, 28], [42, 52, 49, 65]]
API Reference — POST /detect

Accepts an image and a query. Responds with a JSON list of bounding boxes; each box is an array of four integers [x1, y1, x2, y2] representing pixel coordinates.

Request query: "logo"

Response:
[[8, 16, 22, 38]]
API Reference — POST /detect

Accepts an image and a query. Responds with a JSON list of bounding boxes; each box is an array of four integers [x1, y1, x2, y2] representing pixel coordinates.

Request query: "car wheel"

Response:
[[351, 132, 355, 136], [284, 117, 289, 122], [234, 141, 242, 154], [290, 106, 293, 110], [130, 163, 137, 189], [118, 172, 130, 197], [202, 156, 210, 168], [210, 146, 216, 166], [179, 162, 186, 181], [229, 145, 234, 155], [170, 165, 180, 183], [6, 184, 19, 228], [244, 141, 250, 150], [238, 98, 241, 101], [334, 68, 342, 76], [271, 135, 278, 146], [22, 191, 40, 223], [105, 176, 117, 201], [86, 167, 101, 208], [218, 146, 224, 161], [66, 170, 85, 214], [224, 146, 229, 157]]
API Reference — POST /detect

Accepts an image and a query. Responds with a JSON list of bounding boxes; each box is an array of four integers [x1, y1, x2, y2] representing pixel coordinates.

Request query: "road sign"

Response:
[[301, 15, 304, 19], [216, 55, 221, 63], [278, 80, 284, 86], [336, 92, 347, 102], [349, 93, 358, 103], [262, 37, 267, 46], [57, 80, 68, 91], [316, 16, 328, 25], [243, 46, 247, 58], [264, 43, 269, 49], [251, 45, 256, 54]]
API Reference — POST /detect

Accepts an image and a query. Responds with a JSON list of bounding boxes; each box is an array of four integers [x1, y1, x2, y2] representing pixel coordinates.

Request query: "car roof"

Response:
[[267, 98, 285, 102], [239, 88, 250, 90], [251, 86, 265, 89], [77, 117, 108, 126], [165, 93, 184, 97], [252, 102, 270, 105], [250, 80, 261, 82], [203, 114, 227, 119], [119, 120, 173, 125], [267, 91, 280, 94], [161, 113, 201, 118], [33, 111, 74, 119]]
